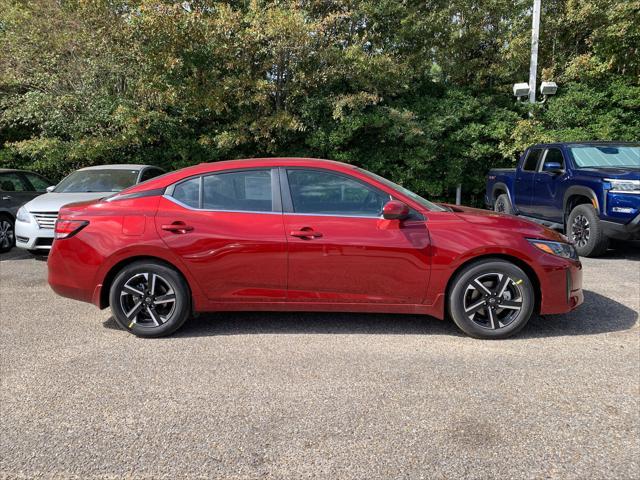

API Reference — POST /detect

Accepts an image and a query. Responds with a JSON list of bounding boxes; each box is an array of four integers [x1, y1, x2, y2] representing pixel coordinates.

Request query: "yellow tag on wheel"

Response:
[[128, 321, 135, 328], [515, 279, 523, 285]]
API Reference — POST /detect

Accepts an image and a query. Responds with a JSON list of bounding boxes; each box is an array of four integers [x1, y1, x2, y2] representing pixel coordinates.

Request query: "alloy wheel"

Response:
[[495, 199, 505, 213], [0, 220, 14, 249], [571, 214, 590, 248], [119, 272, 177, 328], [463, 272, 524, 330]]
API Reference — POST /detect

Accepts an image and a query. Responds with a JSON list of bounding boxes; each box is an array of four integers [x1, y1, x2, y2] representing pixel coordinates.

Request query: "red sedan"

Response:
[[47, 158, 583, 339]]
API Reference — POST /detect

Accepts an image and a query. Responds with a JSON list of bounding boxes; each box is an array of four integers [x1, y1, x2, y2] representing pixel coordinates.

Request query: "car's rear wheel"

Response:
[[494, 194, 513, 214], [567, 204, 608, 257], [448, 259, 535, 339], [0, 216, 15, 253], [109, 261, 191, 337]]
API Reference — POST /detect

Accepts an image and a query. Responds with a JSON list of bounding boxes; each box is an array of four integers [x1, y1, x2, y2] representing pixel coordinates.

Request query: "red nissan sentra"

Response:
[[47, 158, 583, 339]]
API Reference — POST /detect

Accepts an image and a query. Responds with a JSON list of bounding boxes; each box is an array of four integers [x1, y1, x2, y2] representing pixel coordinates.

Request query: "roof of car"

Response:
[[0, 168, 32, 173], [531, 141, 640, 148], [77, 164, 157, 171]]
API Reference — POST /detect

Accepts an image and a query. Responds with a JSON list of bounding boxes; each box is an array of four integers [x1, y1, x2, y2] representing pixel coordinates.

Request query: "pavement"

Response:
[[0, 244, 639, 479]]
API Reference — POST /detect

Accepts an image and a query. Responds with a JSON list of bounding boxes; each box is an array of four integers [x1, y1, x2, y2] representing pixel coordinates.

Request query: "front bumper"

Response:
[[15, 219, 55, 250], [601, 213, 640, 241], [538, 259, 583, 315]]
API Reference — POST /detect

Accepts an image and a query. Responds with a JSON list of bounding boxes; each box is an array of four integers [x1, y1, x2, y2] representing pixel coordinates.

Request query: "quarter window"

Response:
[[203, 170, 272, 212], [23, 172, 51, 191], [173, 177, 200, 208], [286, 169, 389, 216], [523, 149, 542, 171]]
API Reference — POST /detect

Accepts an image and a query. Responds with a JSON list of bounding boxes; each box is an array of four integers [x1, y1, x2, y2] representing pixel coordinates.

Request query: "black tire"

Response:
[[109, 260, 191, 338], [0, 215, 15, 253], [567, 204, 609, 257], [494, 194, 514, 215], [448, 259, 535, 339]]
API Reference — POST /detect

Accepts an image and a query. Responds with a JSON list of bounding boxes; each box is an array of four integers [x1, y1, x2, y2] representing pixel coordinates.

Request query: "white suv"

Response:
[[15, 164, 164, 252]]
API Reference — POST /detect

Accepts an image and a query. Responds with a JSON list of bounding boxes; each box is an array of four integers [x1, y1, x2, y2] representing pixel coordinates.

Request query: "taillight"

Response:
[[54, 219, 89, 239]]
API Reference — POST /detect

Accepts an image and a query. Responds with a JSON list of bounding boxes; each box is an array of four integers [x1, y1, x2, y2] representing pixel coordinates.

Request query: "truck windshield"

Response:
[[357, 168, 447, 212], [54, 169, 139, 193], [569, 146, 640, 168]]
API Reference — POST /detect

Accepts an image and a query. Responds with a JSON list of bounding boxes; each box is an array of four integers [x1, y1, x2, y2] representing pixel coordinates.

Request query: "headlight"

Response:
[[528, 239, 578, 260], [16, 207, 32, 223], [604, 178, 640, 194]]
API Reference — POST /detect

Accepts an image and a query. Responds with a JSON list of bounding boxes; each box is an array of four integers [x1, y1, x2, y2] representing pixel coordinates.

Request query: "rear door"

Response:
[[281, 167, 430, 304], [156, 168, 288, 302], [514, 148, 543, 215], [532, 147, 567, 222]]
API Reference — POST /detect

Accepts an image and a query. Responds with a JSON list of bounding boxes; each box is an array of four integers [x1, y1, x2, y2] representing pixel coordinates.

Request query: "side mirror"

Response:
[[46, 185, 55, 193], [382, 200, 410, 220], [542, 161, 563, 174]]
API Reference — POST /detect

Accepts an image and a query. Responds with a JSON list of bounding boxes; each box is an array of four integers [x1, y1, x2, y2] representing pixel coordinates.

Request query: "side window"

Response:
[[203, 170, 272, 212], [522, 149, 542, 171], [23, 172, 51, 191], [286, 169, 389, 216], [543, 148, 565, 170], [139, 168, 164, 183], [0, 173, 28, 192], [172, 177, 200, 208]]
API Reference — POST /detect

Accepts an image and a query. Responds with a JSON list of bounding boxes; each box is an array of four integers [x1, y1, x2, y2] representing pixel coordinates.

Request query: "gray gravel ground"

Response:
[[1, 244, 639, 479]]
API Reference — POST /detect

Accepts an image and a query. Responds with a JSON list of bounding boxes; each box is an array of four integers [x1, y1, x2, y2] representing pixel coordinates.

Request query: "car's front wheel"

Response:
[[494, 194, 514, 215], [567, 204, 608, 257], [0, 215, 15, 253], [448, 259, 535, 339], [109, 260, 191, 337]]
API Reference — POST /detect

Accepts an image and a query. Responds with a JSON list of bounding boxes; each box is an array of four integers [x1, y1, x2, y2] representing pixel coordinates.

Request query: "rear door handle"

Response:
[[1, 195, 11, 201], [290, 228, 322, 239], [161, 221, 194, 234]]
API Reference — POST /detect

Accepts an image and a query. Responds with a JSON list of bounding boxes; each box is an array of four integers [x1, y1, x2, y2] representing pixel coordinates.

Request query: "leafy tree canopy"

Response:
[[1, 0, 638, 204]]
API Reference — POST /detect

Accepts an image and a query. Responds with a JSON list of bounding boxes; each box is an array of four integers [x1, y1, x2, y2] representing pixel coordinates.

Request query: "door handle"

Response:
[[1, 195, 12, 201], [290, 228, 322, 239], [161, 221, 194, 234]]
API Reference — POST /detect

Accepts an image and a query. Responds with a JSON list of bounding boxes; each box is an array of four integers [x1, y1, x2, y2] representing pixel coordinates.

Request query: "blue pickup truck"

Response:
[[486, 142, 640, 257]]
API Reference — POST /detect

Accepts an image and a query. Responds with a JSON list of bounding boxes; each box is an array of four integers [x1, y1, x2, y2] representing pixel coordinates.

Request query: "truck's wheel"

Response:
[[567, 204, 608, 257], [494, 194, 513, 214]]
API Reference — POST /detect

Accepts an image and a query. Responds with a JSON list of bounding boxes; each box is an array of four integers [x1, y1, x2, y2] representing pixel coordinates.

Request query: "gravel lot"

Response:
[[1, 244, 639, 479]]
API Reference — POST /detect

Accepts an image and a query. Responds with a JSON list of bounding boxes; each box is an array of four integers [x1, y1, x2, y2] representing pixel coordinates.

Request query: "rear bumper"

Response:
[[601, 213, 640, 241]]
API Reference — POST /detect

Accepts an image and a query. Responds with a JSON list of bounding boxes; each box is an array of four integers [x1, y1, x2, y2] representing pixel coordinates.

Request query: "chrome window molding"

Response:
[[162, 194, 282, 215]]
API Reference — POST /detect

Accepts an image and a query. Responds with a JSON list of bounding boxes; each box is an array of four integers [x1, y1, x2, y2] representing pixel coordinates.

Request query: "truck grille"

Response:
[[32, 212, 58, 230]]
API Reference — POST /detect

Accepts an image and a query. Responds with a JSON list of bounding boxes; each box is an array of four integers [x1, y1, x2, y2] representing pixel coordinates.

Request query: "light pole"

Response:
[[513, 0, 557, 103]]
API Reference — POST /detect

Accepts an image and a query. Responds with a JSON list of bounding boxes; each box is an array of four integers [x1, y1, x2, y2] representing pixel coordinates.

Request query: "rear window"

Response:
[[522, 149, 542, 171]]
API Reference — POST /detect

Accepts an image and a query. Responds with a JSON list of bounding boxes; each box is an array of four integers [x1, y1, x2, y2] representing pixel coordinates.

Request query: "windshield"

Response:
[[54, 169, 139, 193], [569, 145, 640, 168], [357, 168, 447, 212]]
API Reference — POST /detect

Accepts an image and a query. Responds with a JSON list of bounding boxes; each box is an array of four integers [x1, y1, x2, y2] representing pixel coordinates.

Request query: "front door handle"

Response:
[[1, 195, 12, 201], [161, 221, 194, 234], [290, 228, 322, 239]]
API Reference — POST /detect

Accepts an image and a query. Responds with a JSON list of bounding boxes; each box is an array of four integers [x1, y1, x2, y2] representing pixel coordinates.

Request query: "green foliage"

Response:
[[1, 0, 638, 205]]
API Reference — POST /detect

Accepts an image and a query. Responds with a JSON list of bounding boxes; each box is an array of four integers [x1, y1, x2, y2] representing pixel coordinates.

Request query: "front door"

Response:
[[533, 148, 567, 222], [156, 168, 288, 301], [281, 168, 430, 304]]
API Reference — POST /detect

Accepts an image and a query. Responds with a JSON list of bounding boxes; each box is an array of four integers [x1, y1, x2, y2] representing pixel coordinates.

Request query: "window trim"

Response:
[[165, 167, 282, 214], [279, 167, 393, 218]]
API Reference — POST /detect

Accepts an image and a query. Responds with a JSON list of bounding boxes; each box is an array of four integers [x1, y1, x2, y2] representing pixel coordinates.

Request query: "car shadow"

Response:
[[597, 240, 640, 261], [0, 249, 47, 262], [102, 290, 636, 339]]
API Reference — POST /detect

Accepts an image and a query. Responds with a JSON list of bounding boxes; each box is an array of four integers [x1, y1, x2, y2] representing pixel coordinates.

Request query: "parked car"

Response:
[[47, 158, 583, 339], [486, 142, 640, 257], [0, 168, 53, 253], [15, 164, 164, 253]]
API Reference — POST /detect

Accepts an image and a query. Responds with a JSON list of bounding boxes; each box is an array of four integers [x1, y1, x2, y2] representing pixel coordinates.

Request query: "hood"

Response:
[[22, 192, 108, 213], [575, 167, 640, 180], [444, 204, 567, 242]]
